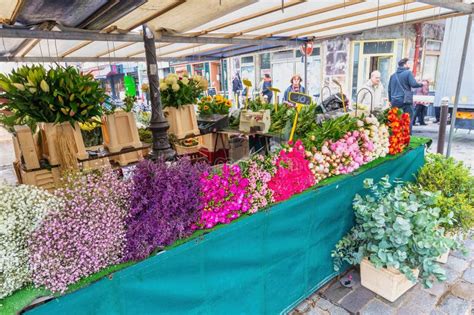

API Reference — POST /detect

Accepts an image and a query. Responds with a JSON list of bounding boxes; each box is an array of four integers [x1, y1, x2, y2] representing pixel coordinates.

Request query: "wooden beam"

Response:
[[124, 0, 186, 31], [291, 4, 434, 38], [157, 44, 203, 57], [168, 44, 230, 58], [261, 0, 413, 38], [95, 42, 135, 57], [222, 0, 365, 38], [193, 0, 306, 36]]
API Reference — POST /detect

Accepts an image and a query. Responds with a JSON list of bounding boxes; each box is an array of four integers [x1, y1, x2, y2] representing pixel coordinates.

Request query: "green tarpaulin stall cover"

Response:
[[27, 146, 425, 315]]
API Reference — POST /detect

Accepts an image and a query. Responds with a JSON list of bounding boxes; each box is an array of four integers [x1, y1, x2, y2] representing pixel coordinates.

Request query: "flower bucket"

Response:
[[102, 111, 142, 153], [39, 122, 88, 167], [200, 133, 228, 152], [164, 104, 200, 139], [361, 258, 419, 302], [436, 251, 450, 264]]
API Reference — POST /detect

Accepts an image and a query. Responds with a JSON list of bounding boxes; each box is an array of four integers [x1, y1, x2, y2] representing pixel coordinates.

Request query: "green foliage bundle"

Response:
[[138, 128, 152, 144], [302, 114, 359, 150], [332, 176, 460, 288], [0, 65, 105, 127], [416, 153, 474, 233]]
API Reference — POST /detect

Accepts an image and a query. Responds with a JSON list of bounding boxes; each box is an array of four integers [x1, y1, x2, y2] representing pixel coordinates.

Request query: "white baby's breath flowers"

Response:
[[0, 185, 62, 298]]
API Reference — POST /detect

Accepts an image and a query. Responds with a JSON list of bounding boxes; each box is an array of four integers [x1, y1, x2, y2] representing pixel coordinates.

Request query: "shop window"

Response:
[[425, 40, 442, 51], [351, 43, 360, 101], [241, 56, 254, 64], [363, 41, 393, 54], [260, 53, 271, 69], [272, 50, 294, 60], [422, 55, 439, 88]]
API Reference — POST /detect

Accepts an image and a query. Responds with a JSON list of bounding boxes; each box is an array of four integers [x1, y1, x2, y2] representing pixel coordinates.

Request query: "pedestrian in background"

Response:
[[413, 79, 430, 126], [388, 58, 423, 134], [357, 70, 386, 114], [283, 74, 305, 104], [261, 74, 273, 103], [232, 72, 243, 108]]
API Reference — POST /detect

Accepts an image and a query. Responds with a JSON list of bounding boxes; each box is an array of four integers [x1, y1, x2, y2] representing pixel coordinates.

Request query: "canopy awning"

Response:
[[0, 0, 471, 62]]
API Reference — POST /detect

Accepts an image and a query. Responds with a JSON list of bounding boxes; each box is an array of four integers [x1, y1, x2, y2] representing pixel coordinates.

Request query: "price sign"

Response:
[[288, 92, 311, 105]]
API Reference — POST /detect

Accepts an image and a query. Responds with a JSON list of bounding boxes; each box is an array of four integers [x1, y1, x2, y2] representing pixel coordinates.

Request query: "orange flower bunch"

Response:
[[387, 107, 410, 155]]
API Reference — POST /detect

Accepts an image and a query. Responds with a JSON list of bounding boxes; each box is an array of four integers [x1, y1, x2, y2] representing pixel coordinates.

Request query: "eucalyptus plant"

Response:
[[0, 65, 105, 127], [332, 176, 462, 288]]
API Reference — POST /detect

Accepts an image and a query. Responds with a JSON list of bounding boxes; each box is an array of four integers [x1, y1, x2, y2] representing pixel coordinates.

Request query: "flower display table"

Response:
[[25, 145, 425, 315]]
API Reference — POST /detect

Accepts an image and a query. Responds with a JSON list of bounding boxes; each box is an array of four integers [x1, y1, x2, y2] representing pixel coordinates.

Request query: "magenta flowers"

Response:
[[268, 140, 315, 202], [29, 169, 131, 293], [197, 164, 251, 229]]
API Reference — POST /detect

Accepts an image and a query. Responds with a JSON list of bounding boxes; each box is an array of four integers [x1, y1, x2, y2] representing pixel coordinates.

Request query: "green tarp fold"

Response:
[[27, 146, 425, 315]]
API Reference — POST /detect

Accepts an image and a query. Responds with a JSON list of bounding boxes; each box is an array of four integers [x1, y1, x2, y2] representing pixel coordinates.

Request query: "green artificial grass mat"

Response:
[[0, 136, 430, 315]]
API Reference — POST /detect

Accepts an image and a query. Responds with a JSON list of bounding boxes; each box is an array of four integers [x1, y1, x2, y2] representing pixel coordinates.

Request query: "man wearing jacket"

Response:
[[388, 58, 423, 134]]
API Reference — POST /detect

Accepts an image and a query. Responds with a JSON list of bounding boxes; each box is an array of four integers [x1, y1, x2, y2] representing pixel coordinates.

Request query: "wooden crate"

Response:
[[200, 133, 229, 152], [19, 168, 61, 191], [164, 104, 200, 139], [360, 258, 419, 302], [81, 157, 111, 171], [39, 122, 88, 165], [12, 125, 40, 170], [111, 150, 143, 167], [102, 111, 142, 153]]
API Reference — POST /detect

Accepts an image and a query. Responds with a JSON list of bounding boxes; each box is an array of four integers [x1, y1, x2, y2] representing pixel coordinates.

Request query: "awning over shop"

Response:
[[0, 0, 471, 62]]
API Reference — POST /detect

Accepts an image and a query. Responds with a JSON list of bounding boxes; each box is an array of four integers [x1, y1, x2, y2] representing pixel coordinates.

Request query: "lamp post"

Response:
[[142, 24, 176, 160]]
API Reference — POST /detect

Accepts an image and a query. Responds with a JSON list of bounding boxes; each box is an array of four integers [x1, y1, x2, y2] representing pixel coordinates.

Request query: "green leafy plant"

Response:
[[416, 153, 474, 233], [159, 73, 207, 108], [332, 176, 461, 288], [302, 114, 359, 150], [138, 128, 152, 144], [0, 65, 105, 126], [123, 95, 135, 112]]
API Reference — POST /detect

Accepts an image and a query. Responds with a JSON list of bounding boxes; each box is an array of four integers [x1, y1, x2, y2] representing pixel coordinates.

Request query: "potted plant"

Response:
[[332, 176, 460, 302], [0, 65, 105, 166], [161, 73, 207, 139], [416, 154, 474, 262], [197, 95, 231, 151]]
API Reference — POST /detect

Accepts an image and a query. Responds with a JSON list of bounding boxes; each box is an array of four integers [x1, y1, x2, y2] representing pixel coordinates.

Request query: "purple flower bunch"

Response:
[[29, 169, 131, 293], [240, 154, 274, 213], [125, 159, 205, 261], [197, 164, 251, 229]]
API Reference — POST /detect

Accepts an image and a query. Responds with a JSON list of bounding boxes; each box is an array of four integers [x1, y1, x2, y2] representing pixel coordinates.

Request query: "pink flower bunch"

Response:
[[196, 164, 251, 229], [29, 169, 131, 293], [268, 140, 315, 202], [240, 154, 274, 213], [308, 130, 376, 183]]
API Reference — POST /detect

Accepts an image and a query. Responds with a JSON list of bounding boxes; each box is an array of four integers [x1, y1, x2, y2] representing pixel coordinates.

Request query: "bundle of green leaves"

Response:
[[416, 154, 474, 233], [332, 176, 460, 288], [0, 65, 105, 127], [302, 114, 359, 150]]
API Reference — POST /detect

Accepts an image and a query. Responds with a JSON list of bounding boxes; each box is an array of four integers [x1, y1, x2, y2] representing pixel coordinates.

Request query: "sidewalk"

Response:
[[292, 239, 474, 315]]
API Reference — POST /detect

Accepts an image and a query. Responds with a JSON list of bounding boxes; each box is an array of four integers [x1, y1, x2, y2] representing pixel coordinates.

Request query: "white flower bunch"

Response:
[[0, 185, 62, 298]]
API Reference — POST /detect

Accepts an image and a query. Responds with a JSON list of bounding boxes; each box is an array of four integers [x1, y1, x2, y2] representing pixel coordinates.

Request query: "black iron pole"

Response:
[[437, 97, 449, 154], [142, 24, 176, 160]]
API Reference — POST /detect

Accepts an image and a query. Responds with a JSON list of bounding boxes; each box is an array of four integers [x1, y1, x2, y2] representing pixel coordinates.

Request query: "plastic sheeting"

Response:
[[27, 146, 425, 315]]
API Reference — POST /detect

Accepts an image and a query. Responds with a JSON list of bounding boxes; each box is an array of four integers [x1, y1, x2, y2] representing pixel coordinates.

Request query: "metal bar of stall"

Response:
[[446, 14, 472, 157]]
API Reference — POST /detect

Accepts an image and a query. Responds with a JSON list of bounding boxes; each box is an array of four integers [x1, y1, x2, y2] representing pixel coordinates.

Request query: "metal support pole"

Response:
[[446, 14, 472, 157], [303, 43, 308, 93], [142, 24, 176, 160], [437, 97, 449, 154]]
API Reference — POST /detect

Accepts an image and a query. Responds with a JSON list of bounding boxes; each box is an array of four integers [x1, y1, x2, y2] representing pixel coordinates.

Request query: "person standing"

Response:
[[357, 70, 386, 114], [232, 72, 243, 108], [283, 74, 305, 104], [261, 74, 273, 103], [413, 79, 430, 125], [388, 58, 423, 134]]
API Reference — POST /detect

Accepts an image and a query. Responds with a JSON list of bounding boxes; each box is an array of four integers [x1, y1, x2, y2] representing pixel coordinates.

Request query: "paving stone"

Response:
[[444, 267, 462, 285], [328, 305, 349, 315], [422, 281, 447, 297], [315, 297, 333, 311], [343, 270, 361, 289], [451, 281, 474, 301], [446, 255, 470, 273], [296, 299, 311, 313], [403, 287, 438, 310], [396, 305, 425, 315], [321, 281, 352, 304], [451, 249, 473, 262], [305, 307, 329, 315], [339, 287, 375, 314], [439, 295, 470, 315], [360, 298, 395, 315], [429, 310, 446, 315], [464, 239, 474, 251], [463, 268, 474, 284]]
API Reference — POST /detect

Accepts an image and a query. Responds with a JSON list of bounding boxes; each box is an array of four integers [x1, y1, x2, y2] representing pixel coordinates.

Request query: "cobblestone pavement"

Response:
[[291, 239, 474, 315]]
